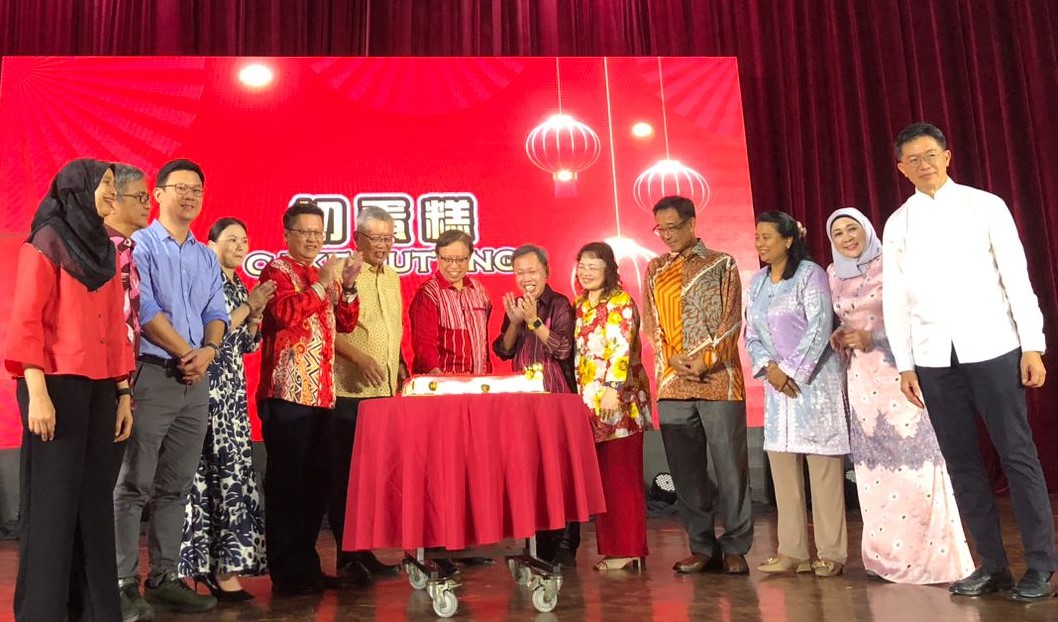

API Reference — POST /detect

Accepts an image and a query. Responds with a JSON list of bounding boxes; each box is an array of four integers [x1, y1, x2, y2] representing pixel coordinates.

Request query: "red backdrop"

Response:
[[0, 55, 761, 446], [0, 0, 1055, 489]]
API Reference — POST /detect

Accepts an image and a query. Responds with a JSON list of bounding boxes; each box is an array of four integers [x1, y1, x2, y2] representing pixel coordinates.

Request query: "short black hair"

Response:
[[652, 195, 695, 220], [755, 210, 810, 281], [436, 229, 474, 254], [156, 158, 205, 187], [283, 199, 325, 230], [208, 217, 248, 242], [894, 123, 948, 160], [511, 244, 549, 272]]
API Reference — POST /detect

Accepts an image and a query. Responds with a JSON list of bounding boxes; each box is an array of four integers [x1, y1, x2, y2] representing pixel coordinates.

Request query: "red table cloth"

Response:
[[343, 393, 607, 551]]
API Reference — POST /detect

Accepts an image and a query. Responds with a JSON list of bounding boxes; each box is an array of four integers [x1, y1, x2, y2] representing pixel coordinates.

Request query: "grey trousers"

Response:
[[113, 360, 209, 581], [657, 399, 753, 555]]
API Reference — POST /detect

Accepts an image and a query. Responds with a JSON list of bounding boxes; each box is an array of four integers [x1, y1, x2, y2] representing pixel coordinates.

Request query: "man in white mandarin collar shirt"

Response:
[[882, 122, 1055, 602]]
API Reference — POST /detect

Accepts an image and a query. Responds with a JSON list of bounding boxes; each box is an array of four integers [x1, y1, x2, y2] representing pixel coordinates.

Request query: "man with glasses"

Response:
[[257, 199, 363, 595], [408, 229, 493, 572], [642, 195, 752, 576], [115, 159, 225, 617], [883, 122, 1055, 601], [491, 244, 580, 565], [328, 206, 405, 581], [409, 229, 493, 376]]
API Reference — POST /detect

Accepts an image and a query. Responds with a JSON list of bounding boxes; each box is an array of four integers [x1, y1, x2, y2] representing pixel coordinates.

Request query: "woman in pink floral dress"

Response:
[[573, 242, 652, 572], [826, 207, 973, 583]]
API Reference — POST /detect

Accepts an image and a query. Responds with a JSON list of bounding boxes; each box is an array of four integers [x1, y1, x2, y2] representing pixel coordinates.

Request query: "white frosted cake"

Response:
[[402, 373, 546, 396]]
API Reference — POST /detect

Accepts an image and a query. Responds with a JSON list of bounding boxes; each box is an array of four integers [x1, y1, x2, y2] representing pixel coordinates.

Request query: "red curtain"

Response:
[[2, 0, 1056, 487]]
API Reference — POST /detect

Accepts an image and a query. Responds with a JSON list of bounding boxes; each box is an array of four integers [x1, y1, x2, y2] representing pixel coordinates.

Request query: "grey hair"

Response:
[[357, 206, 394, 231], [113, 163, 146, 194], [512, 244, 549, 271]]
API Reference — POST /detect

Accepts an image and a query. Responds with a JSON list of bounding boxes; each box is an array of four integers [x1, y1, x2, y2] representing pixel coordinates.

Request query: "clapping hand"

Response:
[[518, 296, 538, 323], [247, 280, 277, 315], [342, 251, 364, 285], [503, 292, 525, 324]]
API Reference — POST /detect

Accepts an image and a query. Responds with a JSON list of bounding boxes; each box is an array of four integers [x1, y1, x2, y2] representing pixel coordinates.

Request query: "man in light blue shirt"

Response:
[[114, 159, 227, 618]]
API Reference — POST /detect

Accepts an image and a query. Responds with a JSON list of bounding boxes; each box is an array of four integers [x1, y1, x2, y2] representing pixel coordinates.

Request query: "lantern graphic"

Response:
[[633, 58, 712, 213], [525, 113, 602, 182], [525, 59, 602, 195], [633, 159, 710, 212]]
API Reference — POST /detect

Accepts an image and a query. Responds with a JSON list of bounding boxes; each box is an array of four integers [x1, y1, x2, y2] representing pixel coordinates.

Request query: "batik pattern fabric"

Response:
[[574, 289, 652, 443], [744, 261, 849, 455], [829, 256, 973, 583]]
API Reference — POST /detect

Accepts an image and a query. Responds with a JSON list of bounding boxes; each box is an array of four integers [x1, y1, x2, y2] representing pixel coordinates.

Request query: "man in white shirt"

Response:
[[882, 122, 1055, 601]]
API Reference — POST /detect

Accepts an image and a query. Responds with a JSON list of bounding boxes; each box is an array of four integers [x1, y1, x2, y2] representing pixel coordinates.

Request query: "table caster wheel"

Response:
[[513, 565, 531, 585], [532, 585, 558, 613], [407, 564, 428, 590], [433, 588, 458, 618]]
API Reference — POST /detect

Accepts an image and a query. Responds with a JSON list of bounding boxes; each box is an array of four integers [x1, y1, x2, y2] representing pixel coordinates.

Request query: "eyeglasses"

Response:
[[438, 255, 470, 265], [357, 231, 395, 245], [157, 183, 205, 198], [576, 263, 605, 274], [516, 269, 543, 278], [118, 191, 151, 206], [287, 228, 325, 240], [652, 218, 691, 237], [901, 151, 945, 168]]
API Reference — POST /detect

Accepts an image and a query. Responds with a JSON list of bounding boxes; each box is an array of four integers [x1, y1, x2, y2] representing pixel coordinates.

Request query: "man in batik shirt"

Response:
[[643, 195, 752, 576], [258, 199, 362, 595]]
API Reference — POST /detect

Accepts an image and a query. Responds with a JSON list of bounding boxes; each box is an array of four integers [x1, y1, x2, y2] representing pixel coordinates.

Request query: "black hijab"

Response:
[[28, 159, 117, 291]]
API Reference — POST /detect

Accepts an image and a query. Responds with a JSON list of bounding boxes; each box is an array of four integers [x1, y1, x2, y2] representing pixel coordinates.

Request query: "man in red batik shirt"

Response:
[[409, 229, 493, 375], [408, 229, 494, 572], [258, 199, 362, 595]]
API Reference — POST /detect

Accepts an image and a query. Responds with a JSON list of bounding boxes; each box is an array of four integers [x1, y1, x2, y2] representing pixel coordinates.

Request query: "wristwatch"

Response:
[[116, 386, 134, 399], [528, 318, 543, 331]]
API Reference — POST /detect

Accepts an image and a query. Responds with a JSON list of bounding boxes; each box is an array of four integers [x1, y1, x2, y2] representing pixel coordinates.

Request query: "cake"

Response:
[[402, 373, 546, 396]]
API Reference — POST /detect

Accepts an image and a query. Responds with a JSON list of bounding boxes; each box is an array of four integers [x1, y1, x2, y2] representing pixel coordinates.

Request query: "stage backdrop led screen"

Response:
[[0, 56, 761, 449]]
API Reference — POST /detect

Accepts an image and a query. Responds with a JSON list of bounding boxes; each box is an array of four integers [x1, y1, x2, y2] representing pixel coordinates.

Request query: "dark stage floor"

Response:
[[1, 497, 1056, 621]]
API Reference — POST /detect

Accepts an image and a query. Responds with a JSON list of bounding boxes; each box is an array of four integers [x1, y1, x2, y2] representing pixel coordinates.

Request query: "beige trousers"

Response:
[[767, 451, 848, 563]]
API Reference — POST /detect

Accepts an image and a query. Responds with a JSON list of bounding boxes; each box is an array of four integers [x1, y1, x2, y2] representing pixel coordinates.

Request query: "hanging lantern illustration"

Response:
[[525, 113, 602, 192], [633, 159, 710, 213]]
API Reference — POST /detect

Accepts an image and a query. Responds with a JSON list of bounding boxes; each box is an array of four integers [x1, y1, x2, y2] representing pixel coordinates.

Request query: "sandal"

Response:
[[758, 554, 812, 574], [593, 557, 642, 572], [812, 559, 844, 578]]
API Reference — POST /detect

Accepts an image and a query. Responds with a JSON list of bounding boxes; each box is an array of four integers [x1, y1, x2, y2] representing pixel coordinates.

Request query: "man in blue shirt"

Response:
[[114, 159, 227, 618]]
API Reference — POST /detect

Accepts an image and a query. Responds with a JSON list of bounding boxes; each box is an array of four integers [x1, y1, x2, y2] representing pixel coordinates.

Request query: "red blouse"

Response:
[[5, 243, 134, 380], [257, 255, 360, 409]]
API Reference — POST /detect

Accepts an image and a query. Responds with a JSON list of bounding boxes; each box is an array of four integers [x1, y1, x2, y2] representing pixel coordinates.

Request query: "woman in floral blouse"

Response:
[[573, 241, 651, 572]]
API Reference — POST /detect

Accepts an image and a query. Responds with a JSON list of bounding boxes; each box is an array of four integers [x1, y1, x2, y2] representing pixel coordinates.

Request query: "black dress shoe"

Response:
[[271, 580, 325, 596], [336, 560, 371, 585], [1011, 569, 1056, 602], [553, 546, 577, 568], [357, 552, 401, 577], [950, 566, 1014, 596], [452, 556, 495, 567]]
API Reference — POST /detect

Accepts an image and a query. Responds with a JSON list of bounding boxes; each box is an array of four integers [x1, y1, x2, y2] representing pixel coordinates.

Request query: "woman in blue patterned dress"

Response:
[[745, 211, 850, 578], [179, 218, 276, 600]]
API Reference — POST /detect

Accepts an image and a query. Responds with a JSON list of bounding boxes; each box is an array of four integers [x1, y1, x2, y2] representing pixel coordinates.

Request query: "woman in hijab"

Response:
[[826, 207, 973, 584], [5, 159, 136, 621]]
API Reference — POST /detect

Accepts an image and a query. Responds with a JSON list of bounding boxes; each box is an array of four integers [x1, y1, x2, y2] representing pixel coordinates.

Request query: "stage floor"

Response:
[[1, 498, 1056, 621]]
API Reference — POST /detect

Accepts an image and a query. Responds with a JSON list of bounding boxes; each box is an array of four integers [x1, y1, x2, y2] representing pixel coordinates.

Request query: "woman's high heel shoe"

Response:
[[195, 574, 255, 602], [593, 557, 643, 572]]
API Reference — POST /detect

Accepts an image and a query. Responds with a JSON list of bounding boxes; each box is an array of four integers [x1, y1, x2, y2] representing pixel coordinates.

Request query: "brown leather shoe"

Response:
[[722, 553, 749, 575], [672, 553, 722, 574]]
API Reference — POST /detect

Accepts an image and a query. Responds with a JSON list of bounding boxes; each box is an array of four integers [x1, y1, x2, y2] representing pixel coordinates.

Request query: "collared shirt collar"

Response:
[[105, 224, 135, 249], [149, 219, 199, 246], [914, 177, 958, 202], [676, 239, 709, 259], [434, 270, 475, 290]]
